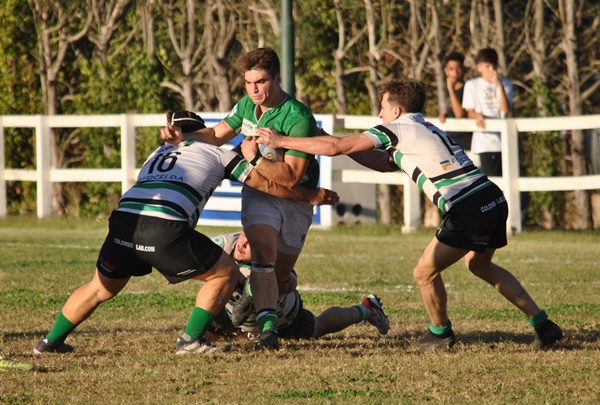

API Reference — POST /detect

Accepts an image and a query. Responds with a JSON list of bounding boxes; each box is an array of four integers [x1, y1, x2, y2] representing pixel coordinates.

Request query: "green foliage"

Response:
[[5, 181, 36, 215], [0, 2, 41, 213], [522, 77, 566, 227], [0, 0, 41, 114], [60, 6, 172, 217], [74, 52, 169, 115], [296, 0, 373, 114]]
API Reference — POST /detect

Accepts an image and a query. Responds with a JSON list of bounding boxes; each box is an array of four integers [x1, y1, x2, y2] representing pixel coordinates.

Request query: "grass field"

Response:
[[1, 217, 599, 404]]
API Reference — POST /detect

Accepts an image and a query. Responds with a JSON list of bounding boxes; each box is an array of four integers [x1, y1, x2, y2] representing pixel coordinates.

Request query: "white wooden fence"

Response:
[[0, 113, 334, 227], [1, 113, 599, 232]]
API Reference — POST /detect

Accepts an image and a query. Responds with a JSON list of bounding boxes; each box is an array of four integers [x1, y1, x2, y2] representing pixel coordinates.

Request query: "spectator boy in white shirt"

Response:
[[462, 48, 513, 176]]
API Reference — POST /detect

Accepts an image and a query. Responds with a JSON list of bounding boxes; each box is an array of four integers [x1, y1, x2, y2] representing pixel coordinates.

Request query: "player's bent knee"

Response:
[[412, 266, 438, 286], [464, 257, 488, 277]]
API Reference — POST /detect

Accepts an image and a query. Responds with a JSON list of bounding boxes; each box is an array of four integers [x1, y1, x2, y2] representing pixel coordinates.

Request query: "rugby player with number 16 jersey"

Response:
[[34, 111, 338, 356]]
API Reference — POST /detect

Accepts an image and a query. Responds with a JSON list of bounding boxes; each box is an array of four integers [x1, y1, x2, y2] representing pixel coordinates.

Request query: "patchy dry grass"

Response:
[[1, 217, 599, 404]]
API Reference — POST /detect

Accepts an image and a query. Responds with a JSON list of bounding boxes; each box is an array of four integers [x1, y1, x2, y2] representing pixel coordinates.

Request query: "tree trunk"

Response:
[[28, 0, 91, 215], [492, 0, 506, 72], [560, 0, 591, 229], [427, 0, 442, 227], [88, 0, 133, 63], [138, 0, 156, 60], [333, 0, 348, 115], [377, 184, 392, 225], [523, 0, 555, 229], [364, 0, 380, 116], [161, 0, 204, 111], [204, 0, 236, 112], [364, 0, 391, 223]]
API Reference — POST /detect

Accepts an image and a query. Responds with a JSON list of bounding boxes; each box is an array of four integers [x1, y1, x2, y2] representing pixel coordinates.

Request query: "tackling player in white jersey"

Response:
[[252, 79, 563, 351], [34, 111, 338, 356]]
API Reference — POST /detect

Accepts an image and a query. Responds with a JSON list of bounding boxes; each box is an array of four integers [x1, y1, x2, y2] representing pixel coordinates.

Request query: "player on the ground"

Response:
[[209, 232, 389, 341], [33, 111, 338, 356]]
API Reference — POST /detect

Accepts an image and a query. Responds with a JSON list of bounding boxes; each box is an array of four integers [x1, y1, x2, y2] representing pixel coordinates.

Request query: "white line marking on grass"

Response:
[[3, 242, 94, 250], [297, 284, 419, 293]]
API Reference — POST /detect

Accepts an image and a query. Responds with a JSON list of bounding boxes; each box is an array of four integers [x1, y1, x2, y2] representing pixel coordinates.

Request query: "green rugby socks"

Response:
[[528, 309, 549, 329], [429, 320, 453, 336], [46, 312, 77, 345], [183, 307, 214, 341], [351, 304, 368, 322], [256, 309, 278, 334]]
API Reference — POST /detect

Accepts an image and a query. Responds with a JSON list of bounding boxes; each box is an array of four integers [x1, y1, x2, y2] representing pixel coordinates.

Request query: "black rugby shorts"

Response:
[[435, 184, 508, 252], [97, 210, 222, 284]]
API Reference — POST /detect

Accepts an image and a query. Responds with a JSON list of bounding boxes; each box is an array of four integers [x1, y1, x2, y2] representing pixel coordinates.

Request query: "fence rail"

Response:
[[1, 113, 599, 232]]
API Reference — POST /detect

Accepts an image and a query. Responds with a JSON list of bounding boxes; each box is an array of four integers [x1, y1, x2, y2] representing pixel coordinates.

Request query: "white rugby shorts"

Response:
[[241, 186, 313, 255]]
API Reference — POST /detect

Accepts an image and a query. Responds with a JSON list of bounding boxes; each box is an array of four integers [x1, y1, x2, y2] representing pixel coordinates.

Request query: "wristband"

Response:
[[250, 152, 263, 166]]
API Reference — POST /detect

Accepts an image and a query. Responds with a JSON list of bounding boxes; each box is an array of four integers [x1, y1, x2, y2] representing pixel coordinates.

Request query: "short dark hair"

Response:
[[445, 52, 465, 66], [476, 48, 499, 67], [378, 79, 426, 113], [168, 111, 205, 133], [236, 47, 280, 78]]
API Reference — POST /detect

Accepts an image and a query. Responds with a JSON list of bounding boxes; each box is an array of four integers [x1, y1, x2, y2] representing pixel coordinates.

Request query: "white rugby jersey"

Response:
[[117, 140, 253, 228], [364, 113, 492, 212], [211, 232, 301, 333]]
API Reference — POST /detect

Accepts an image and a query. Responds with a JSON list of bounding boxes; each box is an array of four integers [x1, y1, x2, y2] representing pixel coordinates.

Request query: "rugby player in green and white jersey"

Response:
[[160, 48, 321, 351], [208, 232, 389, 342], [34, 112, 338, 356], [254, 79, 563, 351]]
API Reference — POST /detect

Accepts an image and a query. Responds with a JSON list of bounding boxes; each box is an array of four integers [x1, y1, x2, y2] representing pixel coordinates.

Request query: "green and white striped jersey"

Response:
[[364, 113, 492, 213], [117, 140, 252, 228]]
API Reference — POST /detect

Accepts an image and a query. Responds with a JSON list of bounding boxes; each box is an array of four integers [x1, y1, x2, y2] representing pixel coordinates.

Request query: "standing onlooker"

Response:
[[462, 48, 513, 176], [439, 52, 472, 152]]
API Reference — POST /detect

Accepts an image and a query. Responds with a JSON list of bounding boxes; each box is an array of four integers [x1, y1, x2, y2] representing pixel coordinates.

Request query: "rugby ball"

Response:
[[259, 144, 284, 162]]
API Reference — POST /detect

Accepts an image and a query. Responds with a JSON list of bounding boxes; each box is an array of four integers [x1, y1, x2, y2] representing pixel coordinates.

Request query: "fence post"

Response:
[[36, 115, 52, 218], [402, 179, 421, 233], [120, 114, 136, 193], [501, 118, 521, 234]]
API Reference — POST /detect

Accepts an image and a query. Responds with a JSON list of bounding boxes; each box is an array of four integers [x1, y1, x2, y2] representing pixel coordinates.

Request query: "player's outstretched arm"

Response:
[[348, 149, 400, 173], [240, 137, 309, 188], [159, 117, 237, 146], [255, 127, 375, 156]]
